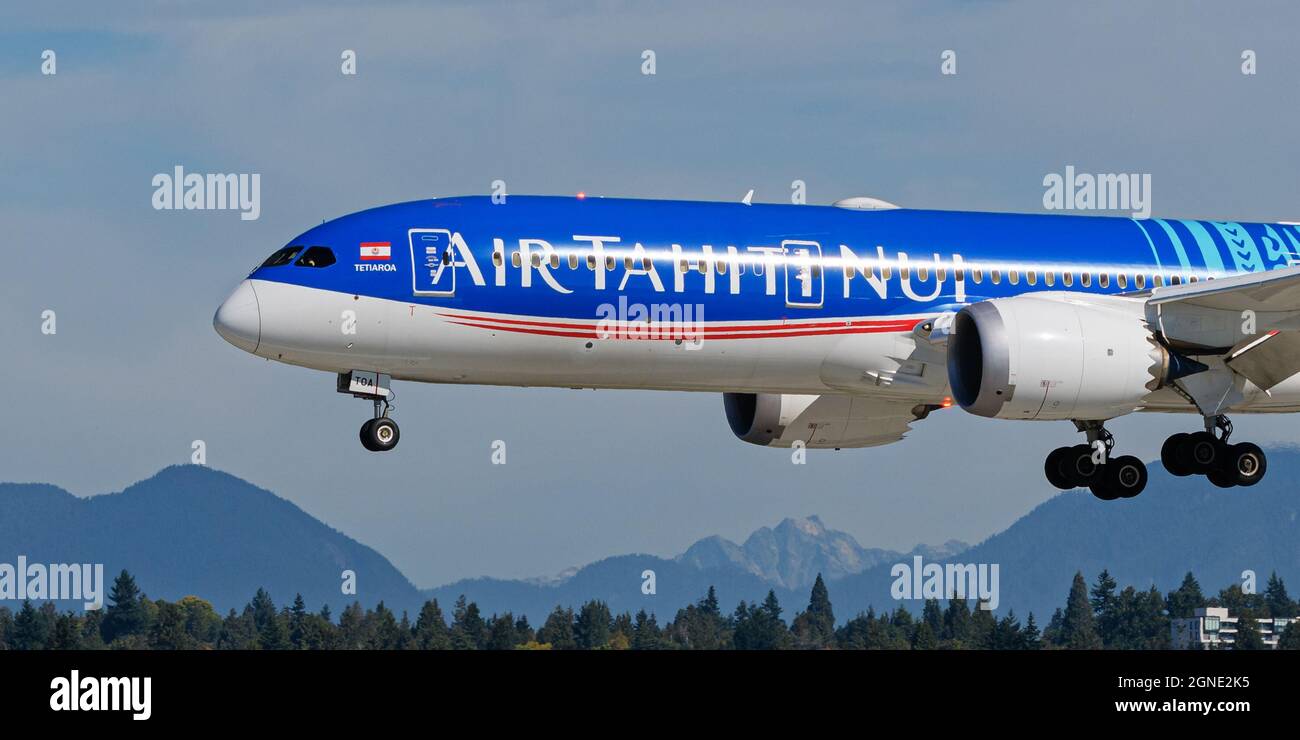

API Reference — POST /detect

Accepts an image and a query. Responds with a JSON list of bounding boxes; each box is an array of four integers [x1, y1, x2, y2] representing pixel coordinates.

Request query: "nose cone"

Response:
[[214, 279, 261, 353]]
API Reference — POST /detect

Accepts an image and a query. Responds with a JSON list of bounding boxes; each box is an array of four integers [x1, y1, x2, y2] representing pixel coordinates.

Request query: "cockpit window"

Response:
[[262, 246, 302, 267], [295, 246, 336, 268]]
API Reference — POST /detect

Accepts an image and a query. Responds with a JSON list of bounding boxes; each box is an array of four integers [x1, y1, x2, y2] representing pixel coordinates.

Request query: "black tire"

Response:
[[1106, 455, 1147, 499], [365, 417, 400, 452], [1045, 447, 1074, 489], [359, 419, 379, 452], [1183, 431, 1223, 474], [1090, 481, 1120, 501], [1224, 442, 1267, 487], [1065, 444, 1101, 487], [1206, 469, 1237, 488], [1161, 433, 1192, 476]]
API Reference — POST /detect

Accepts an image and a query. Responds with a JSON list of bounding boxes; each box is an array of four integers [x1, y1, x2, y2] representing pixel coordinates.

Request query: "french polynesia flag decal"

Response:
[[360, 241, 391, 260]]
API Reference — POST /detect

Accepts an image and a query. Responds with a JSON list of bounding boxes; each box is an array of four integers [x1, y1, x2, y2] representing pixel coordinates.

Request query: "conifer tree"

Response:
[[911, 621, 938, 650], [102, 570, 148, 643], [537, 606, 577, 649], [1277, 620, 1300, 650], [1234, 612, 1265, 650], [1264, 573, 1294, 618], [1022, 613, 1042, 650], [12, 601, 50, 650], [413, 600, 451, 650], [486, 612, 520, 650], [1059, 572, 1102, 649], [631, 609, 663, 650], [250, 588, 289, 650], [574, 600, 613, 649], [791, 574, 835, 649], [1166, 572, 1206, 618], [450, 596, 487, 650]]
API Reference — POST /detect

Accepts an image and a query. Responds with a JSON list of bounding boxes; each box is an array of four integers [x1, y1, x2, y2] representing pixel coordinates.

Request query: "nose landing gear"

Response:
[[1044, 422, 1148, 500], [360, 399, 400, 452], [1160, 416, 1265, 488], [339, 371, 401, 452]]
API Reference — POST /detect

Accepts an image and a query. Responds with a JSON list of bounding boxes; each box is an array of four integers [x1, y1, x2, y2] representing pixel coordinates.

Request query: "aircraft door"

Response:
[[783, 239, 824, 308], [410, 229, 456, 296]]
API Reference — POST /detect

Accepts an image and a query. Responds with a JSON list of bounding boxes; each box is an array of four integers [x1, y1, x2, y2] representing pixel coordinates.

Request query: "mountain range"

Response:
[[0, 465, 425, 615], [3, 450, 1299, 624]]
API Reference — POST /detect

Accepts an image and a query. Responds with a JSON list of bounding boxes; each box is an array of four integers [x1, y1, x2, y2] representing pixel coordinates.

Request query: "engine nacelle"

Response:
[[723, 392, 923, 448], [946, 294, 1168, 421]]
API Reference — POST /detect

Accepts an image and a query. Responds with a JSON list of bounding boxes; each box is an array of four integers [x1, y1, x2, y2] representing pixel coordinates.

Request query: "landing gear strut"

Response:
[[1044, 421, 1147, 500], [339, 371, 400, 452], [1160, 415, 1265, 488]]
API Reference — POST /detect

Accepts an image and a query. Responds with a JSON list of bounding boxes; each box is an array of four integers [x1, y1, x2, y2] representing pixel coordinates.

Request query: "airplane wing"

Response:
[[1148, 263, 1300, 313], [782, 394, 924, 449], [1147, 264, 1300, 390]]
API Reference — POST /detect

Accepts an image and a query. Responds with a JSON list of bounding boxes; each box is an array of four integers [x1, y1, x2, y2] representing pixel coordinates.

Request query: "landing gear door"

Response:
[[783, 239, 823, 308], [410, 229, 455, 296]]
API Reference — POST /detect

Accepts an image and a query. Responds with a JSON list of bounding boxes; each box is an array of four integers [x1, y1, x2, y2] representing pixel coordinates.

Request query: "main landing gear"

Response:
[[339, 371, 401, 452], [1044, 422, 1147, 500], [1160, 415, 1266, 488]]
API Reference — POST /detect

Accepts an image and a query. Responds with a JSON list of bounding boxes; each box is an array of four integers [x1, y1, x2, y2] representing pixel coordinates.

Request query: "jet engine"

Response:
[[945, 294, 1176, 420], [722, 392, 923, 448]]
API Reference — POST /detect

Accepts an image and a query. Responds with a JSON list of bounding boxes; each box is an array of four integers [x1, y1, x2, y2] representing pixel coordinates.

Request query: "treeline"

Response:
[[1, 569, 1298, 650]]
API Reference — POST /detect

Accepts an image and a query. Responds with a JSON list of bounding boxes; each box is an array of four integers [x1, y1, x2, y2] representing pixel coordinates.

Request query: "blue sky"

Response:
[[3, 0, 1299, 587]]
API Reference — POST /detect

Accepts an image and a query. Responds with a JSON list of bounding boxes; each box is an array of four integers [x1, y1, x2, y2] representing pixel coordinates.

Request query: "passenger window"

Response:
[[1008, 270, 1019, 285], [606, 256, 616, 271], [972, 268, 982, 284], [937, 267, 947, 282], [587, 255, 597, 270], [1135, 274, 1146, 289], [295, 246, 336, 268], [918, 267, 929, 282], [492, 249, 503, 267], [991, 269, 1001, 285], [1117, 273, 1127, 289], [717, 260, 727, 275], [262, 246, 302, 267], [512, 252, 521, 268], [1099, 273, 1109, 288], [1045, 271, 1055, 287], [569, 254, 578, 269], [1063, 272, 1074, 287], [1081, 272, 1092, 287], [624, 256, 633, 270], [1027, 270, 1037, 286]]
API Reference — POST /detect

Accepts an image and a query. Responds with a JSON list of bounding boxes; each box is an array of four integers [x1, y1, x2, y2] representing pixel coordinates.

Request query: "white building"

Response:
[[1171, 607, 1295, 649]]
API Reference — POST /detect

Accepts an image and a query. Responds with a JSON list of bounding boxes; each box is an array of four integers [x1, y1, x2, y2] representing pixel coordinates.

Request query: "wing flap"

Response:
[[1224, 330, 1300, 391]]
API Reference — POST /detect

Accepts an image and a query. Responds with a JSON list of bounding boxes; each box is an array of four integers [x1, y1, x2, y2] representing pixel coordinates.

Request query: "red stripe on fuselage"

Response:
[[436, 311, 919, 335], [444, 318, 917, 340]]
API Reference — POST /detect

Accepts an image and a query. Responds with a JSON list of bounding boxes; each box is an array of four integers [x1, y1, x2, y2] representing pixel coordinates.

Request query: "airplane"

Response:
[[214, 194, 1300, 501]]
